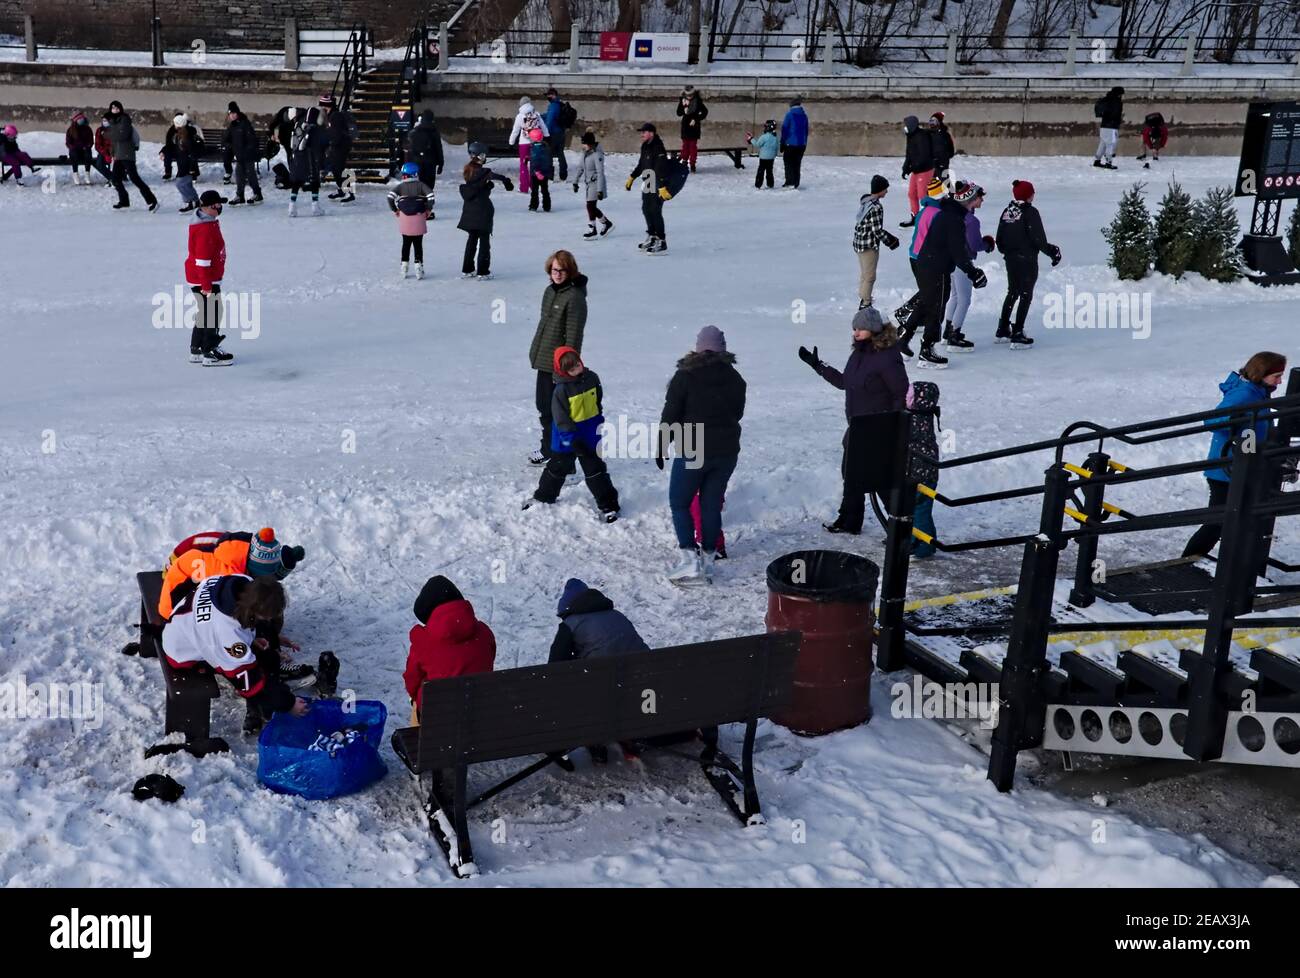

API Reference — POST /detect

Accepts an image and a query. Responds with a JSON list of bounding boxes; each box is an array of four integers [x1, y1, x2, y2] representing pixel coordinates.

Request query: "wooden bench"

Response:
[[669, 145, 748, 169], [390, 630, 800, 878], [128, 571, 221, 747], [467, 128, 518, 163]]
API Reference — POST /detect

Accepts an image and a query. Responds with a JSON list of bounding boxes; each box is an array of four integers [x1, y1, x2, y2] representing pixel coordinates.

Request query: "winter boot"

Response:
[[668, 548, 705, 586], [583, 222, 598, 240], [399, 261, 409, 279], [918, 342, 949, 369], [316, 651, 340, 698], [415, 262, 425, 280], [599, 217, 614, 236], [1009, 330, 1035, 349]]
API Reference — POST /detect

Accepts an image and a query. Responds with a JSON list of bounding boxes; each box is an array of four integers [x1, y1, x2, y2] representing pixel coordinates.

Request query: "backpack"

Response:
[[558, 101, 578, 129], [663, 157, 690, 197], [1094, 97, 1106, 118]]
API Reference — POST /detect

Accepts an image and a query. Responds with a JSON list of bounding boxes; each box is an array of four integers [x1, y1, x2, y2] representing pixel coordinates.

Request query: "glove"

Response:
[[655, 455, 665, 471], [883, 232, 900, 251], [625, 177, 634, 191], [798, 345, 820, 368], [572, 181, 580, 193], [597, 190, 606, 201], [779, 143, 786, 154], [1050, 245, 1063, 267], [969, 268, 988, 289], [901, 167, 909, 179], [982, 234, 995, 251], [744, 132, 753, 143], [658, 187, 672, 201], [503, 178, 514, 192]]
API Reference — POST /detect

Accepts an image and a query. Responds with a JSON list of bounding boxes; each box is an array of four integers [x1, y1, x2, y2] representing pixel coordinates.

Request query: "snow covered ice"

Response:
[[1, 132, 1296, 886]]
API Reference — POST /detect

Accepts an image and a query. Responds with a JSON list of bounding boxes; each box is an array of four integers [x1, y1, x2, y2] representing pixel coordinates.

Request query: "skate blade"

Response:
[[943, 345, 975, 354], [1009, 343, 1034, 350], [916, 360, 949, 370]]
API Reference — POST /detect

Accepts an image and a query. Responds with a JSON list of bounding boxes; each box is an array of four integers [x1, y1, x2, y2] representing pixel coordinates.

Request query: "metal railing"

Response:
[[873, 369, 1300, 791], [330, 24, 369, 112]]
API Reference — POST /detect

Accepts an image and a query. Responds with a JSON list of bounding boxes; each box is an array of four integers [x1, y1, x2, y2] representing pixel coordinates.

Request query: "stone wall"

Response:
[[0, 1, 424, 48]]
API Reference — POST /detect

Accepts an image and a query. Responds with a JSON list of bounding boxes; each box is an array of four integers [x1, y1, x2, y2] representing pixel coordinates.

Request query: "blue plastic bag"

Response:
[[257, 699, 388, 800]]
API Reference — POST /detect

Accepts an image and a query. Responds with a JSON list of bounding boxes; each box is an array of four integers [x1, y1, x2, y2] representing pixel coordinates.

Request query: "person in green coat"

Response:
[[527, 250, 589, 464]]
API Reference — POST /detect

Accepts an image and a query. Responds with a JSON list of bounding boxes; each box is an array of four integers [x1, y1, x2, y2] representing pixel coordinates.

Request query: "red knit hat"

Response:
[[1012, 179, 1035, 202], [553, 346, 583, 375]]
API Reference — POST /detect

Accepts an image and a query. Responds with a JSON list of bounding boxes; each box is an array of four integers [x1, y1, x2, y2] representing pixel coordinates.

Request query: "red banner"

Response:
[[600, 31, 632, 61]]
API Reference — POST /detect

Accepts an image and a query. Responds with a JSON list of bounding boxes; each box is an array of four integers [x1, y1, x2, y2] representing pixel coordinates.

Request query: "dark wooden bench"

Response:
[[468, 128, 519, 163], [390, 630, 800, 878], [668, 145, 747, 169], [127, 571, 221, 748]]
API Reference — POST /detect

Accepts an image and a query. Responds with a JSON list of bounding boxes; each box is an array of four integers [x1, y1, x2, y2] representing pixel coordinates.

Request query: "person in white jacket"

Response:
[[509, 96, 549, 195], [572, 131, 612, 239]]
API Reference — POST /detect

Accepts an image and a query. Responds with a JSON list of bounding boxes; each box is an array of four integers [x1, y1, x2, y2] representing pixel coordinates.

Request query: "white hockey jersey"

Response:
[[161, 574, 262, 695]]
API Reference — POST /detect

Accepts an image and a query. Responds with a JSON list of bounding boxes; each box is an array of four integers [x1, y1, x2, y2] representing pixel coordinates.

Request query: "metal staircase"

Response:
[[347, 66, 409, 182]]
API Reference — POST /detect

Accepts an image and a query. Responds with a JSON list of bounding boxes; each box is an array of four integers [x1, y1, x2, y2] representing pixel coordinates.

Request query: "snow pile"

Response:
[[0, 136, 1295, 885]]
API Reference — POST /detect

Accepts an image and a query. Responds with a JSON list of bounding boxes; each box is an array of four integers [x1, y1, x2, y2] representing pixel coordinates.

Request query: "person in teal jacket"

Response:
[[1183, 351, 1288, 557], [746, 120, 780, 189]]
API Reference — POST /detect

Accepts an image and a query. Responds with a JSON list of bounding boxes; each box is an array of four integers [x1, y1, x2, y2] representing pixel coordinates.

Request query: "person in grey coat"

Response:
[[106, 101, 158, 211], [548, 578, 649, 663], [571, 130, 613, 240]]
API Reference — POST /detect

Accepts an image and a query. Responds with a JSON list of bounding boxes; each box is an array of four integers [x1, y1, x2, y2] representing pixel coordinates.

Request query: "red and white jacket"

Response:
[[162, 574, 263, 697], [185, 213, 226, 291]]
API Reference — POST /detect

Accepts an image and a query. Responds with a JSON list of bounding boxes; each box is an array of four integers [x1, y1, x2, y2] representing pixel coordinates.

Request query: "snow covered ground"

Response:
[[1, 132, 1297, 887]]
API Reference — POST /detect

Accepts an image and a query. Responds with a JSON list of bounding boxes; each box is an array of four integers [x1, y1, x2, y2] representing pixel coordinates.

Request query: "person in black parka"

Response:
[[407, 110, 445, 188], [457, 153, 512, 278], [224, 106, 263, 205], [800, 306, 910, 534], [995, 179, 1061, 347]]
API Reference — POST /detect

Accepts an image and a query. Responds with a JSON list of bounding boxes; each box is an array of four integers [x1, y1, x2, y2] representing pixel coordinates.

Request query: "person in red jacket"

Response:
[[92, 113, 114, 183], [1138, 111, 1168, 168], [185, 189, 233, 365], [65, 112, 96, 185], [403, 575, 496, 721]]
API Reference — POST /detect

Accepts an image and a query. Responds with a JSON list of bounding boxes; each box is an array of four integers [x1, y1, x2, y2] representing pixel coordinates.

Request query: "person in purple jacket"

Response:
[[941, 181, 995, 353], [799, 305, 910, 534]]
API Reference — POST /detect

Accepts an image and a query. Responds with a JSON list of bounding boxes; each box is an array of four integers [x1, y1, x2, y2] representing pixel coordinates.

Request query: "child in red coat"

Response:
[[1138, 112, 1168, 168], [403, 576, 496, 721], [184, 191, 232, 365]]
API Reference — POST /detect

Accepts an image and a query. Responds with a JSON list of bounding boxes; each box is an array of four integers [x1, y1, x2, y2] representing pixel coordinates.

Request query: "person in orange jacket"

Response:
[[159, 527, 305, 620], [185, 190, 233, 366]]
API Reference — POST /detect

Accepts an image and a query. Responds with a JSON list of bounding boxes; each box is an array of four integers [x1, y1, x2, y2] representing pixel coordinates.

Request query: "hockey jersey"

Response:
[[161, 574, 263, 697]]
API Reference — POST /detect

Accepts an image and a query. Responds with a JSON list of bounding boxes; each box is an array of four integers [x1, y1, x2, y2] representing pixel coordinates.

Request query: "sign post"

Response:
[[1236, 101, 1300, 285]]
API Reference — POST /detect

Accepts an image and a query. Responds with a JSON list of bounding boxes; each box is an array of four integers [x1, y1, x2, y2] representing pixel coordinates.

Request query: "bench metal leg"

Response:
[[700, 720, 764, 826], [728, 150, 744, 169]]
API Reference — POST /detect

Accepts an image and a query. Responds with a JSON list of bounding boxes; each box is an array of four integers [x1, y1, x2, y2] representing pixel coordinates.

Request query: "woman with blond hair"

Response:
[[1184, 351, 1288, 557], [527, 250, 589, 465]]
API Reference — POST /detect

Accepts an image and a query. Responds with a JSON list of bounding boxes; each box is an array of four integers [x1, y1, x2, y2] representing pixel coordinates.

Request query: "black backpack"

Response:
[[559, 101, 578, 129], [663, 157, 690, 197], [1094, 97, 1106, 118]]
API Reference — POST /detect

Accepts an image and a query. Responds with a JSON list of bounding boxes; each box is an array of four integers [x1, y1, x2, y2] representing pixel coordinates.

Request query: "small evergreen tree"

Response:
[[1102, 183, 1155, 280], [1152, 180, 1197, 278], [1286, 202, 1300, 269], [1191, 186, 1244, 283]]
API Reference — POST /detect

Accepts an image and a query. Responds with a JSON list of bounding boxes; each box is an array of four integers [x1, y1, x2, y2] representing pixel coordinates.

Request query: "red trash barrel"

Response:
[[765, 550, 878, 736]]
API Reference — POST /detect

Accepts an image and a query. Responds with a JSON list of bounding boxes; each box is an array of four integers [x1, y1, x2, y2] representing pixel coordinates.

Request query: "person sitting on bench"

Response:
[[548, 578, 651, 762], [162, 575, 309, 731], [403, 576, 496, 725], [158, 527, 305, 620]]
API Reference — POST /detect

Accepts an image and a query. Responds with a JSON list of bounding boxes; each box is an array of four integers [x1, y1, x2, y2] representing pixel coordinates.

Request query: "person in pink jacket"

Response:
[[386, 161, 434, 280]]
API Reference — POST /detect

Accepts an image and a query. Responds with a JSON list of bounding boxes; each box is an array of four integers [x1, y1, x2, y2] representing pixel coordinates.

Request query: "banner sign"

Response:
[[600, 31, 689, 63]]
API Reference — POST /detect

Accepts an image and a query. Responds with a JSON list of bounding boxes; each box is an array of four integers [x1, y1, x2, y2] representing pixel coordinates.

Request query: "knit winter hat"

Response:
[[519, 95, 531, 107], [318, 93, 336, 107], [173, 114, 188, 128], [71, 112, 87, 125], [930, 111, 945, 123], [953, 181, 982, 204], [3, 124, 16, 137], [696, 325, 726, 353], [852, 305, 885, 334], [637, 122, 657, 133], [546, 86, 558, 97], [246, 528, 283, 577], [1012, 179, 1035, 201], [557, 577, 588, 615], [581, 130, 597, 146], [870, 174, 889, 194], [553, 345, 583, 374], [790, 96, 802, 106], [414, 575, 464, 625], [228, 101, 240, 113], [927, 176, 947, 198]]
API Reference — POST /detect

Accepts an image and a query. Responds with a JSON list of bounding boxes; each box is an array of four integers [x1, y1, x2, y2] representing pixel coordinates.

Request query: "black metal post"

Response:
[[1067, 450, 1110, 607], [988, 461, 1069, 792], [150, 1, 163, 67], [875, 413, 919, 672], [707, 0, 721, 62], [1183, 433, 1266, 761]]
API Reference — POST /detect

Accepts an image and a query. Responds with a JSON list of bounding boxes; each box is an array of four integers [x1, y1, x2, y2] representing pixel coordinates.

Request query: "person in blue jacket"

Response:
[[1183, 351, 1288, 557], [780, 97, 810, 189], [543, 86, 569, 182]]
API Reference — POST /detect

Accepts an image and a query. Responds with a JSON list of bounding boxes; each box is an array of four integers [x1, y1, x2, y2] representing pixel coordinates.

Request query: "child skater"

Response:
[[457, 144, 513, 280], [572, 130, 613, 239], [387, 161, 434, 279], [745, 120, 780, 189], [403, 575, 495, 725], [528, 125, 553, 213], [65, 113, 95, 185]]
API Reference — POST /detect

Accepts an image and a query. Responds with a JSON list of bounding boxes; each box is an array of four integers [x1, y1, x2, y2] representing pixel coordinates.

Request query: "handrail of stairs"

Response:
[[329, 22, 369, 113]]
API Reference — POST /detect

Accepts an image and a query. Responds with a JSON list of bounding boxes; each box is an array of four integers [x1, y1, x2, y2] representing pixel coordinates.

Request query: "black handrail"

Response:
[[329, 23, 368, 113]]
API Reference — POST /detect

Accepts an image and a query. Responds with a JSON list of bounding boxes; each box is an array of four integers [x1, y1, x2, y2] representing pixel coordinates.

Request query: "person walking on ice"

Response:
[[185, 190, 234, 366], [626, 123, 672, 255]]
